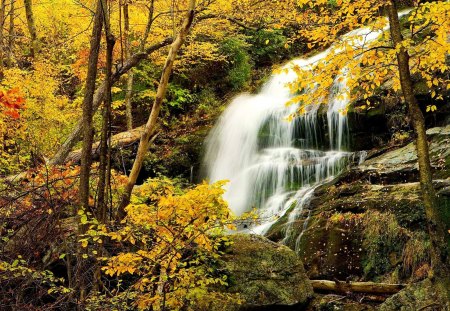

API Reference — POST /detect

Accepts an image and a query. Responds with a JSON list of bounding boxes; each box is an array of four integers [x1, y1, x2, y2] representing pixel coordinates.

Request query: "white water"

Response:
[[204, 11, 409, 241]]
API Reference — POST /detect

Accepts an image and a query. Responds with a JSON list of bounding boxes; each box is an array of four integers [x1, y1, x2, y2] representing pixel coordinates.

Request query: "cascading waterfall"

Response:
[[204, 54, 356, 238], [204, 11, 410, 244]]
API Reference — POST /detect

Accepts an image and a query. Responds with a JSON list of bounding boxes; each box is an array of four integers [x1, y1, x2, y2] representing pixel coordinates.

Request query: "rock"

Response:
[[214, 234, 314, 311], [358, 125, 450, 180], [267, 181, 428, 280], [266, 126, 450, 282], [378, 279, 449, 311], [307, 294, 376, 311]]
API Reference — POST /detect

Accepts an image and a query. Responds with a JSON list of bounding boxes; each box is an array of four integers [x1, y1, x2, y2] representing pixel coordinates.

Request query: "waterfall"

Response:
[[204, 55, 356, 237], [203, 11, 410, 241]]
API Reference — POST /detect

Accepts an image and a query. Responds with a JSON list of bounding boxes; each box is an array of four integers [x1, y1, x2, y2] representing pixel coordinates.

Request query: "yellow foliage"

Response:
[[98, 179, 240, 310], [289, 1, 450, 115]]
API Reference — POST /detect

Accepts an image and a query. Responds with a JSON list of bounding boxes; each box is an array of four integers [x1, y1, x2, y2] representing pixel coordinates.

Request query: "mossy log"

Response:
[[310, 280, 406, 294]]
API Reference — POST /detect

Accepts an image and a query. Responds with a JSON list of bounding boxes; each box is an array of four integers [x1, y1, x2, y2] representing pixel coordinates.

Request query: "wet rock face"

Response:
[[216, 234, 314, 311], [266, 125, 450, 281], [357, 125, 450, 181]]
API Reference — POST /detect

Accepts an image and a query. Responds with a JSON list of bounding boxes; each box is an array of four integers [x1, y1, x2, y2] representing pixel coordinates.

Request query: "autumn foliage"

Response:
[[0, 88, 24, 119]]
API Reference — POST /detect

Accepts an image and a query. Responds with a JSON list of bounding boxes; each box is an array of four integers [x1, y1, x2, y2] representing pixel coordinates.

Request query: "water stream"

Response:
[[203, 11, 409, 245]]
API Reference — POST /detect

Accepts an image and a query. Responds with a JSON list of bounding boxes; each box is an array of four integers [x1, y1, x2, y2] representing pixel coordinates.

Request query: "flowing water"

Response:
[[203, 11, 410, 244]]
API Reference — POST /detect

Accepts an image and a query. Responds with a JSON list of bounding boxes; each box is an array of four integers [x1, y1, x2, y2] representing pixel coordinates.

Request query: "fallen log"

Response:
[[65, 126, 160, 164], [310, 279, 406, 295], [1, 127, 158, 183]]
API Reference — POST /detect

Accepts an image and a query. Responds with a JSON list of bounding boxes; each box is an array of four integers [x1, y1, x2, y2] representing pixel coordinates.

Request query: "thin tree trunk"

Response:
[[140, 0, 155, 52], [49, 38, 173, 166], [79, 0, 103, 212], [123, 1, 134, 130], [93, 0, 114, 294], [117, 0, 197, 219], [387, 1, 447, 277], [6, 0, 14, 67], [124, 0, 155, 130], [76, 1, 103, 304], [0, 0, 5, 73], [24, 0, 38, 58], [97, 0, 115, 223]]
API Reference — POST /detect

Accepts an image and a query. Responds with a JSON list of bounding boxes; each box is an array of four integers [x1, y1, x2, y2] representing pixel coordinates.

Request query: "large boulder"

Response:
[[214, 234, 314, 311]]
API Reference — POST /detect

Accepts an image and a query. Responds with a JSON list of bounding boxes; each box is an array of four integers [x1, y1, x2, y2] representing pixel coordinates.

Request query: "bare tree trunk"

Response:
[[79, 0, 103, 212], [117, 0, 197, 219], [0, 0, 5, 73], [24, 0, 38, 58], [124, 0, 155, 131], [123, 1, 134, 130], [97, 0, 115, 223], [76, 1, 104, 305], [387, 1, 447, 278], [6, 0, 14, 67], [49, 38, 173, 166], [140, 0, 155, 51]]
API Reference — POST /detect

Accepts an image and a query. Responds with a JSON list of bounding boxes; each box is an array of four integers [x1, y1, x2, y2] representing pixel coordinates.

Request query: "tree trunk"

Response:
[[310, 280, 405, 295], [123, 0, 155, 131], [48, 38, 173, 166], [117, 0, 197, 219], [24, 0, 38, 58], [97, 0, 115, 223], [0, 0, 5, 73], [79, 0, 103, 211], [140, 0, 155, 51], [7, 0, 14, 67], [76, 1, 104, 305], [123, 1, 134, 130], [387, 1, 447, 277]]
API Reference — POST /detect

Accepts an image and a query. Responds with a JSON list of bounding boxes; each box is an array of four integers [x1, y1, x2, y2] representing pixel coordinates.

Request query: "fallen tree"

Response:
[[310, 280, 406, 295], [64, 126, 159, 164]]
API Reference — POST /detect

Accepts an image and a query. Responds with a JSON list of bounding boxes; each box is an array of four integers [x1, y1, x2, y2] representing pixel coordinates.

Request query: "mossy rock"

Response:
[[215, 234, 314, 310], [294, 215, 364, 280], [308, 294, 376, 311], [379, 279, 449, 311]]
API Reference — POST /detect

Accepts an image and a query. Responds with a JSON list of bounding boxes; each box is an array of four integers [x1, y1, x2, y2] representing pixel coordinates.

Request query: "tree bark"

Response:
[[79, 0, 103, 211], [123, 0, 155, 130], [6, 0, 14, 67], [0, 0, 5, 73], [97, 0, 115, 223], [76, 1, 103, 305], [310, 280, 405, 295], [123, 1, 134, 130], [48, 38, 173, 166], [387, 1, 447, 277], [24, 0, 38, 58], [117, 0, 197, 219]]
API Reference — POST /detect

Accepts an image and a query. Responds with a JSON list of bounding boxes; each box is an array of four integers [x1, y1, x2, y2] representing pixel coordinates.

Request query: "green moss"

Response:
[[361, 211, 407, 279], [215, 234, 313, 309]]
